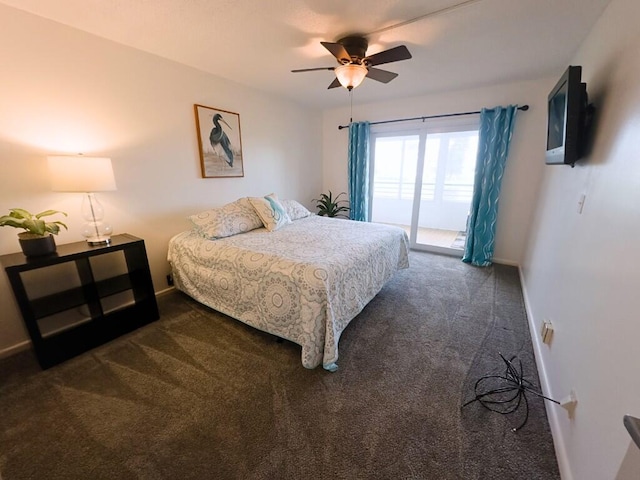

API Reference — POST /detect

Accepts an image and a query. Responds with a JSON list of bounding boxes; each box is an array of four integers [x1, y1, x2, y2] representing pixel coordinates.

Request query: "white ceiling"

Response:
[[1, 0, 611, 109]]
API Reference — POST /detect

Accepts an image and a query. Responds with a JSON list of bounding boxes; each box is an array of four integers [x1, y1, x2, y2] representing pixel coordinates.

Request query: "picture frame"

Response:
[[194, 104, 244, 178]]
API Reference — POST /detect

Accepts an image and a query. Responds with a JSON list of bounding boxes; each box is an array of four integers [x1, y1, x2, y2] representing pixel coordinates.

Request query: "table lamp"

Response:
[[48, 155, 117, 245]]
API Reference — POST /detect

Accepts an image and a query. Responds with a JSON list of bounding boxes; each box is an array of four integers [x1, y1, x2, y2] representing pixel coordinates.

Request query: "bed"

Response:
[[167, 198, 409, 371]]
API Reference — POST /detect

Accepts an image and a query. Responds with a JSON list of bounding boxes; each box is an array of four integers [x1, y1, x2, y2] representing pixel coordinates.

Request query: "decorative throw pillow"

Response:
[[248, 193, 292, 231], [188, 197, 263, 239], [281, 199, 312, 221]]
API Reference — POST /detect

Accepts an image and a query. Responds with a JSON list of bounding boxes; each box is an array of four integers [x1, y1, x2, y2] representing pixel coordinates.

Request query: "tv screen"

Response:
[[546, 65, 586, 166], [547, 84, 567, 151]]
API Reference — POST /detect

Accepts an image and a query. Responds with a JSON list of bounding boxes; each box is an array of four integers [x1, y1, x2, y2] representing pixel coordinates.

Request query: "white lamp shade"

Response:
[[335, 63, 368, 89], [48, 156, 117, 192]]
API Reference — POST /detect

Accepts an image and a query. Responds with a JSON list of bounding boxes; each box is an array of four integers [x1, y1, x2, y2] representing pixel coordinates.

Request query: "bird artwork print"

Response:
[[195, 104, 244, 178], [209, 113, 234, 167]]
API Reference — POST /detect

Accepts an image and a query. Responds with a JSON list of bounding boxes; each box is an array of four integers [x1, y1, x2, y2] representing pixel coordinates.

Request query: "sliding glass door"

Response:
[[369, 118, 479, 254]]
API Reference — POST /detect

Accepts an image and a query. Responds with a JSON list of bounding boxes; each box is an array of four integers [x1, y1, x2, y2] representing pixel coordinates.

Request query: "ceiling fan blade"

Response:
[[321, 42, 351, 63], [364, 45, 412, 67], [291, 67, 335, 73], [366, 67, 398, 84], [327, 77, 342, 89]]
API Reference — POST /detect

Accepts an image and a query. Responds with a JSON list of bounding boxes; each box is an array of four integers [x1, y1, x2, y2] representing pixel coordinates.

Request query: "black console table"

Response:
[[1, 234, 159, 368]]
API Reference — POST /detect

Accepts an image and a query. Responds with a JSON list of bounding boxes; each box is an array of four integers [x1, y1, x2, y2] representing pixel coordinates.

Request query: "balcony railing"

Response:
[[373, 181, 473, 202]]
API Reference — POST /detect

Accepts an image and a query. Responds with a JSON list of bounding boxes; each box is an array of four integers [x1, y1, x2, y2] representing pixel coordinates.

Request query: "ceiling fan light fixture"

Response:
[[335, 63, 368, 90]]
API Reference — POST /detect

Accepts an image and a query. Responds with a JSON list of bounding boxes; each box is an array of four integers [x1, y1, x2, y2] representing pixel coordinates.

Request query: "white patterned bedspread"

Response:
[[167, 215, 409, 370]]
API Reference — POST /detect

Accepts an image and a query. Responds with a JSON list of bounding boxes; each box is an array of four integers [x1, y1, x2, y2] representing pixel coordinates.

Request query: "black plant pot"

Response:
[[18, 233, 57, 257]]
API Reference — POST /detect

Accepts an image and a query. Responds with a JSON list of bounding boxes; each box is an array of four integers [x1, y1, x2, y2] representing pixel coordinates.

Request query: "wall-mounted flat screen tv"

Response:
[[546, 65, 592, 166]]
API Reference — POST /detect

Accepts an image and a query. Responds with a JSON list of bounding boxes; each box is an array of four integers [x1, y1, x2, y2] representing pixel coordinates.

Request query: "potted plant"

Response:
[[313, 191, 350, 218], [0, 208, 68, 257]]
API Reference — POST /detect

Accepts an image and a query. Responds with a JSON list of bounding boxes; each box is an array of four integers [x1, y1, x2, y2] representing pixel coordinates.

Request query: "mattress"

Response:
[[167, 215, 409, 370]]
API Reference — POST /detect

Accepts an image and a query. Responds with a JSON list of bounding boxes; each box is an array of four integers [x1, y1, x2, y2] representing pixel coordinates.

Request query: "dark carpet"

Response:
[[0, 251, 560, 479]]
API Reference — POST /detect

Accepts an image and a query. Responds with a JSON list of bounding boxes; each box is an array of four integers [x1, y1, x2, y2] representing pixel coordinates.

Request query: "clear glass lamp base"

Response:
[[86, 236, 112, 246], [82, 221, 113, 246]]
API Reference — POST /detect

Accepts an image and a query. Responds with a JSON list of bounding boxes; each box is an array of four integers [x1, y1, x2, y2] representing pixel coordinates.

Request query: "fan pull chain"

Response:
[[349, 89, 353, 124]]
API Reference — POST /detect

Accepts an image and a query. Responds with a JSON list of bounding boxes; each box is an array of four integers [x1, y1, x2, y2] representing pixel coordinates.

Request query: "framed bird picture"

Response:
[[194, 104, 244, 178]]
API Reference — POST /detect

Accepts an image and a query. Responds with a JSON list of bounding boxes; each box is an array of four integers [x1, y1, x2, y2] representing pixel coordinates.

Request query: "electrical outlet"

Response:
[[541, 320, 554, 345], [166, 274, 174, 286]]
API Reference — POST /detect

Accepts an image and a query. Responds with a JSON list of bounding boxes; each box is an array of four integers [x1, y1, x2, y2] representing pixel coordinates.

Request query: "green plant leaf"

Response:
[[9, 208, 32, 220], [0, 215, 25, 228], [23, 218, 46, 236], [44, 221, 68, 234], [36, 209, 68, 219]]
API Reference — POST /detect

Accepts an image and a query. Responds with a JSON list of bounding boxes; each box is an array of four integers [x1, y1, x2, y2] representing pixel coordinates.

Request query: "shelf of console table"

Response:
[[1, 233, 159, 368]]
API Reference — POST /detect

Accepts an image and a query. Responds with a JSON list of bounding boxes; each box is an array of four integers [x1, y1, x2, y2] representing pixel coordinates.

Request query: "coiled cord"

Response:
[[462, 353, 559, 432]]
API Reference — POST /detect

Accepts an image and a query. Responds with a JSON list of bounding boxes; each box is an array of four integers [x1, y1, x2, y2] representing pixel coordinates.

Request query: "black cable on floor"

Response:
[[462, 352, 560, 432]]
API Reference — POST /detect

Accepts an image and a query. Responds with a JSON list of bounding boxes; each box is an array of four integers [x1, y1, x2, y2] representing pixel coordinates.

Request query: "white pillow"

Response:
[[248, 193, 291, 231], [188, 197, 263, 239], [281, 199, 312, 221]]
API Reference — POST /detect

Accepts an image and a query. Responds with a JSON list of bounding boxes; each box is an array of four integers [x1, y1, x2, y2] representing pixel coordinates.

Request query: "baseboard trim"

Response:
[[0, 339, 31, 359], [492, 256, 519, 267], [155, 286, 176, 297], [518, 266, 572, 480]]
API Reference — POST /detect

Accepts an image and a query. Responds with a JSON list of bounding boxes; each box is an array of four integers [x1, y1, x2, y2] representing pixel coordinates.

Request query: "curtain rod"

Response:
[[337, 104, 529, 130]]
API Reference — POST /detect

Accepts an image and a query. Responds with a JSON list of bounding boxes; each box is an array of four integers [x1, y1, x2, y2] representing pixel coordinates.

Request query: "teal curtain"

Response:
[[462, 105, 518, 267], [348, 122, 370, 222]]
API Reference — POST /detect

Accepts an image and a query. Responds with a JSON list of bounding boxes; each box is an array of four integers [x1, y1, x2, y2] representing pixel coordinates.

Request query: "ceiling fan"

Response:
[[291, 35, 412, 90]]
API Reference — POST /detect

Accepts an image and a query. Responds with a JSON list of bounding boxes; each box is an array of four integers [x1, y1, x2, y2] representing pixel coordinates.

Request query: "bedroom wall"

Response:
[[520, 0, 640, 478], [322, 78, 551, 266], [0, 5, 321, 356]]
